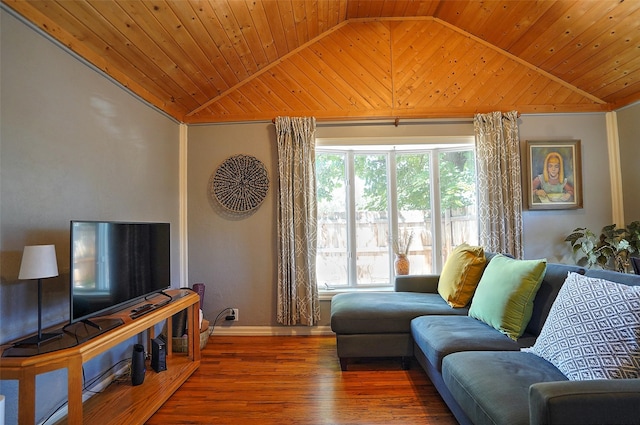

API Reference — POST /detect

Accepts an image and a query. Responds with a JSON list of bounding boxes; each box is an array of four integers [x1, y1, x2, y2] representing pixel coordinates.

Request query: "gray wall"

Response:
[[1, 8, 181, 343], [520, 113, 612, 262], [187, 123, 279, 327], [0, 9, 180, 424], [617, 102, 640, 223]]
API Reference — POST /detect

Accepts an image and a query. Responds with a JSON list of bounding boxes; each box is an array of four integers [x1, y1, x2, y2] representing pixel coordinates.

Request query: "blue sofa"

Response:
[[330, 260, 640, 425]]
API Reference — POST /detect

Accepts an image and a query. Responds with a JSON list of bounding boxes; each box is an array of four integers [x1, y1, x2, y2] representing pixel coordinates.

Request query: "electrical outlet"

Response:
[[230, 308, 239, 321]]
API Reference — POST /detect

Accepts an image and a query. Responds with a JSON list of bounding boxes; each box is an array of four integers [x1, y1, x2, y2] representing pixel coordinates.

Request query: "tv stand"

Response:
[[158, 289, 174, 303], [80, 318, 103, 330], [0, 289, 201, 425]]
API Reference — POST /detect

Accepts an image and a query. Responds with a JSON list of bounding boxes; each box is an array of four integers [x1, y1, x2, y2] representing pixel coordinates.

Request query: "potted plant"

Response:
[[565, 221, 640, 273]]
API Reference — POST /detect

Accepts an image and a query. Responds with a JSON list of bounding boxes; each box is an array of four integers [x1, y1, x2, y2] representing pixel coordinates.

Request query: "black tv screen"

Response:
[[70, 221, 171, 323]]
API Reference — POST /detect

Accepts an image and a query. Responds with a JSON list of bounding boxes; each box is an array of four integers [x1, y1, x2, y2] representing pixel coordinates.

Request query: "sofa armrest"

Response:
[[394, 274, 440, 293], [529, 379, 640, 425]]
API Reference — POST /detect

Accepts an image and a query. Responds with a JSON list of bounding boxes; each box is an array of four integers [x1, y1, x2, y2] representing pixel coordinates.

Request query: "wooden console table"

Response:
[[0, 289, 201, 425]]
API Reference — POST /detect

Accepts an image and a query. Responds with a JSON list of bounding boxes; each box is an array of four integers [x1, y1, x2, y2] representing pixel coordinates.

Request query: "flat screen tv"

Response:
[[70, 220, 171, 323]]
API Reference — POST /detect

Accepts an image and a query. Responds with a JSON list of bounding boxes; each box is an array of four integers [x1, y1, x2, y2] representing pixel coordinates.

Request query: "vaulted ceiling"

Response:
[[3, 0, 640, 123]]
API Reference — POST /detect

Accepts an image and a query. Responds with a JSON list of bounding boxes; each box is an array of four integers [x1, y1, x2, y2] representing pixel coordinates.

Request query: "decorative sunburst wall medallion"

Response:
[[210, 154, 269, 213]]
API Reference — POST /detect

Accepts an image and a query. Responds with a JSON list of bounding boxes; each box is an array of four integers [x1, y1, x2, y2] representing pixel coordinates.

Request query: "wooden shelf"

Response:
[[63, 357, 199, 425], [0, 289, 201, 425]]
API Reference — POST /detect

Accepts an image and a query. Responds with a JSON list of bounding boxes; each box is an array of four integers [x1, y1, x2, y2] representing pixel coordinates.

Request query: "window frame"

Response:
[[316, 136, 476, 294]]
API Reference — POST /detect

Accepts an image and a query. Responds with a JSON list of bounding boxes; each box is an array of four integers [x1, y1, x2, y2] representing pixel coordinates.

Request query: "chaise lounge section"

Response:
[[330, 248, 640, 425], [330, 277, 468, 371]]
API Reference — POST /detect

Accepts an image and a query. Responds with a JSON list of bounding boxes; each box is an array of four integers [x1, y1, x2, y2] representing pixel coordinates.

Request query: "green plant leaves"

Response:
[[565, 221, 640, 273]]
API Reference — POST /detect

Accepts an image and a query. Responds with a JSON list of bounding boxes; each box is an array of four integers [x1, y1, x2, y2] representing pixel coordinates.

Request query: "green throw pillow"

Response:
[[438, 243, 487, 307], [469, 254, 547, 340]]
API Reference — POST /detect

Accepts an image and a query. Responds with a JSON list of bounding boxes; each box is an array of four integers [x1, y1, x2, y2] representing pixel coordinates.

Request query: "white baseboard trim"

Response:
[[209, 325, 334, 337]]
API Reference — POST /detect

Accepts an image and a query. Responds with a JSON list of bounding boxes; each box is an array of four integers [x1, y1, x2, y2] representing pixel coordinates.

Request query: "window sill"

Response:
[[319, 286, 393, 301]]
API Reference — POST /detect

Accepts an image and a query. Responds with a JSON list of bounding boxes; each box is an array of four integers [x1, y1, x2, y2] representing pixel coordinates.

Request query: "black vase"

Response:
[[131, 344, 146, 386]]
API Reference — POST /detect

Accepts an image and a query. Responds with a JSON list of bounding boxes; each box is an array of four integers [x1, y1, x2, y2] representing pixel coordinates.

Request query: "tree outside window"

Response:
[[316, 146, 477, 289]]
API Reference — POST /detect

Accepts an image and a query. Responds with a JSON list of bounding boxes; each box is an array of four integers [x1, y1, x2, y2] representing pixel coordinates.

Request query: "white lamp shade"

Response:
[[18, 245, 59, 280]]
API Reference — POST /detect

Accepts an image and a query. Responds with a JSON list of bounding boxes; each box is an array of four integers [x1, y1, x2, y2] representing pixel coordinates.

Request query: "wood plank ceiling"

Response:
[[3, 0, 640, 124]]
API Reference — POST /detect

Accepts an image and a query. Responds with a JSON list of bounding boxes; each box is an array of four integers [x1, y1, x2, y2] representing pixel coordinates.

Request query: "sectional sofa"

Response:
[[330, 247, 640, 425]]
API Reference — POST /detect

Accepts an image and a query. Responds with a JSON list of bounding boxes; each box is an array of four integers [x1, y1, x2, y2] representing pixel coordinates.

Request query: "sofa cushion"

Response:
[[330, 292, 467, 334], [585, 268, 640, 286], [523, 272, 640, 380], [525, 263, 586, 337], [469, 255, 547, 340], [411, 315, 520, 371], [443, 351, 568, 425], [438, 243, 487, 307]]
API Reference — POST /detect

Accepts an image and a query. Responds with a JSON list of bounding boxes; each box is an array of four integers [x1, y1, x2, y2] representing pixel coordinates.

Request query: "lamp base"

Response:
[[14, 332, 62, 347]]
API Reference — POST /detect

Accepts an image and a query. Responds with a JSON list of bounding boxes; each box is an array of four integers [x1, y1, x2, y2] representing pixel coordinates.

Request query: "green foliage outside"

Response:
[[316, 150, 476, 213], [437, 151, 476, 212], [316, 153, 345, 204], [354, 154, 388, 211], [395, 153, 430, 211]]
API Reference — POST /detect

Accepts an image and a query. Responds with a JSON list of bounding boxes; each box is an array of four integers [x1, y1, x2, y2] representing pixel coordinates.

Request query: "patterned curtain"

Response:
[[274, 116, 320, 326], [474, 111, 524, 259]]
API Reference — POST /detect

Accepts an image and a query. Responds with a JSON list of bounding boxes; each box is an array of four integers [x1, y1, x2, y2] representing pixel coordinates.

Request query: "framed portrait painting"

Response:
[[524, 140, 582, 210]]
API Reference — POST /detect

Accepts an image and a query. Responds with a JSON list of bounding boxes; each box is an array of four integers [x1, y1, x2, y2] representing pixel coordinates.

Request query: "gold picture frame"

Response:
[[524, 140, 582, 210]]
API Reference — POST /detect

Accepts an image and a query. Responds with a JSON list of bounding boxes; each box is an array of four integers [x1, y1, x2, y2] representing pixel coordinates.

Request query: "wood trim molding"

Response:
[[606, 111, 625, 225], [179, 124, 189, 287]]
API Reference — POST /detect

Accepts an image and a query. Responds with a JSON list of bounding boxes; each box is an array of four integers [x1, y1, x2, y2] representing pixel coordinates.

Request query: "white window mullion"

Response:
[[431, 151, 443, 272], [388, 152, 398, 280], [346, 151, 357, 287]]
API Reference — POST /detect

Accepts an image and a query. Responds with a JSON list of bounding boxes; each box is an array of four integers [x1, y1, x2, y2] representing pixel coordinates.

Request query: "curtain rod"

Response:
[[271, 117, 476, 126]]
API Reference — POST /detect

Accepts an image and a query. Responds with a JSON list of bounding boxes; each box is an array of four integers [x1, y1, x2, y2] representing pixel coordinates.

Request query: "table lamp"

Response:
[[17, 244, 62, 345]]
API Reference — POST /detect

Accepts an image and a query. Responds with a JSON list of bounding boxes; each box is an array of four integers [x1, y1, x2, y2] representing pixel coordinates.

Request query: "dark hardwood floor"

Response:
[[146, 335, 457, 425]]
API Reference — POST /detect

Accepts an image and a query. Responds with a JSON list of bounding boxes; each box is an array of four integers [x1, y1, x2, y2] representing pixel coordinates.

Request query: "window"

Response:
[[316, 143, 477, 289]]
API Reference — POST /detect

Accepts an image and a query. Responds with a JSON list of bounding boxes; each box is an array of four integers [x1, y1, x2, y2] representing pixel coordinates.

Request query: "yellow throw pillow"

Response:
[[438, 243, 487, 307]]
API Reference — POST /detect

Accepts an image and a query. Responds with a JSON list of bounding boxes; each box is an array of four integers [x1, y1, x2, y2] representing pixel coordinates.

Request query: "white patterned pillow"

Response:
[[523, 272, 640, 380]]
